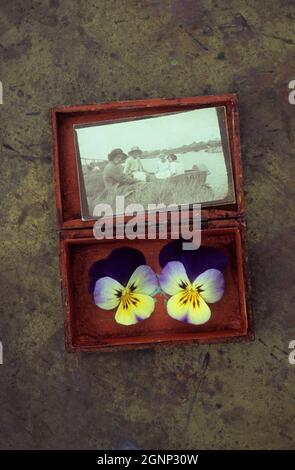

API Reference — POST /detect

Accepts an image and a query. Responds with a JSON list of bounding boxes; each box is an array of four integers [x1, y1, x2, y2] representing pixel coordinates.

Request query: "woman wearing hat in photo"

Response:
[[103, 149, 136, 191], [92, 149, 138, 215], [124, 146, 147, 181]]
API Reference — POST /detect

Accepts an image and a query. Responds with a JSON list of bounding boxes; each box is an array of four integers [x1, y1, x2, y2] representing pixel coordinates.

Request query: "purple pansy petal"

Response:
[[159, 239, 183, 268], [159, 240, 228, 281], [182, 246, 228, 280], [89, 247, 146, 292], [89, 259, 106, 293], [193, 269, 225, 303], [159, 261, 189, 295], [104, 247, 146, 285], [127, 265, 158, 295], [89, 259, 106, 278], [88, 278, 98, 294], [93, 276, 122, 310]]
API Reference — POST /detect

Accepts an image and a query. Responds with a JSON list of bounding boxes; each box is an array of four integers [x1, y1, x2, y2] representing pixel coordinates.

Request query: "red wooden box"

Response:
[[51, 95, 253, 352]]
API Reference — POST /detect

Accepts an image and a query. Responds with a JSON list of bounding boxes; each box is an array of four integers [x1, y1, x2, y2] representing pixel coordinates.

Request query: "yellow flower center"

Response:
[[178, 283, 202, 309], [120, 286, 140, 311]]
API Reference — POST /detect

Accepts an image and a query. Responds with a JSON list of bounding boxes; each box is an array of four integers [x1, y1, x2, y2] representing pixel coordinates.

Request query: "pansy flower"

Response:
[[159, 240, 228, 325], [89, 247, 158, 326]]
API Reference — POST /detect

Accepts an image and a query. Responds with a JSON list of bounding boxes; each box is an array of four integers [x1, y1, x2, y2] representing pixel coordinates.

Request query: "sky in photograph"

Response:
[[75, 107, 223, 160]]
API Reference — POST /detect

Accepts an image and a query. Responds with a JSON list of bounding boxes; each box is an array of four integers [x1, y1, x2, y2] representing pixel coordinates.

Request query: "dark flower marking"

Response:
[[89, 247, 146, 293], [159, 239, 228, 281]]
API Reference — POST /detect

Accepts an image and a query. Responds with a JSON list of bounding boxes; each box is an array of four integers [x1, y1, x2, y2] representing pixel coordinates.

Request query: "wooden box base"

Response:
[[60, 221, 252, 352]]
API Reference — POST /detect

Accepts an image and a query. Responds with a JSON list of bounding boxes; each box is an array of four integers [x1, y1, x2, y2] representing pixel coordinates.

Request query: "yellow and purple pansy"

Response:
[[159, 240, 228, 325], [89, 247, 159, 326]]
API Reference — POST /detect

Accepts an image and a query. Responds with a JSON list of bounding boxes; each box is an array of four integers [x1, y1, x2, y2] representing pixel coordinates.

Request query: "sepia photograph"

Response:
[[74, 106, 236, 219]]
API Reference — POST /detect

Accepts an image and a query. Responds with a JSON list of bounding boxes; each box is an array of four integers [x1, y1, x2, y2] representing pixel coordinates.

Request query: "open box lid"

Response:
[[51, 94, 244, 230]]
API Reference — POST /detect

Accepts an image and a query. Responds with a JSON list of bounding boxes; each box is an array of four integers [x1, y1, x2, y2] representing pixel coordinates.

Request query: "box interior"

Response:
[[61, 226, 249, 351]]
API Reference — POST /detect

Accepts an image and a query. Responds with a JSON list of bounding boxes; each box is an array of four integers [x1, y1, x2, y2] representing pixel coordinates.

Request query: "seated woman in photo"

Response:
[[168, 154, 184, 176], [92, 148, 139, 214], [155, 154, 171, 179], [155, 154, 184, 179], [124, 146, 147, 181], [103, 149, 135, 188]]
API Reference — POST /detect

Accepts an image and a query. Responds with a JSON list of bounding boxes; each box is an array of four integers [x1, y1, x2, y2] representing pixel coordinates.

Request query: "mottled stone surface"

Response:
[[0, 0, 294, 450]]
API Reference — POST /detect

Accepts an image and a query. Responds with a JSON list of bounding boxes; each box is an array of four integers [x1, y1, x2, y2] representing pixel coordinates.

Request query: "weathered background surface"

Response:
[[0, 0, 294, 450]]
